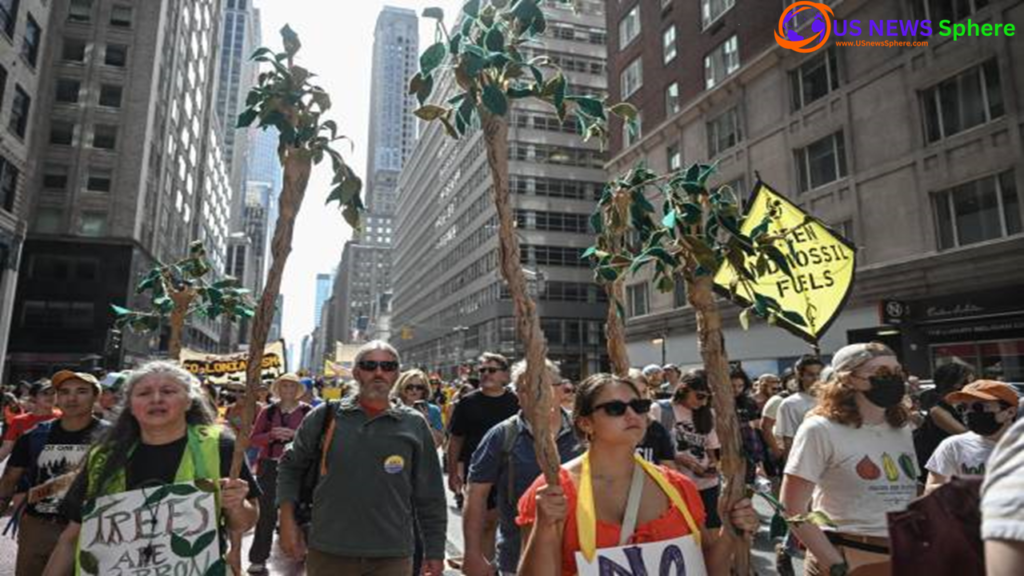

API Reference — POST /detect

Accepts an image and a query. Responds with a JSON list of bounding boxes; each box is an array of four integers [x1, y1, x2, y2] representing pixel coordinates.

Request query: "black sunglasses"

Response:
[[478, 366, 506, 375], [592, 398, 652, 417], [357, 360, 399, 373]]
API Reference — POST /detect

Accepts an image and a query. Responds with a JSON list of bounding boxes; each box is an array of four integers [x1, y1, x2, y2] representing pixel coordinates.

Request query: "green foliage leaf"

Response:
[[414, 105, 449, 121], [111, 304, 132, 317], [590, 211, 604, 234], [280, 25, 301, 58], [171, 532, 193, 557], [656, 275, 675, 294], [463, 0, 480, 18], [420, 42, 447, 77], [662, 210, 677, 229], [237, 108, 258, 128], [192, 530, 217, 556], [485, 26, 505, 52], [764, 245, 792, 278], [422, 7, 445, 21], [609, 102, 638, 121], [780, 310, 808, 327], [482, 84, 508, 116], [739, 308, 751, 331], [79, 550, 100, 575], [597, 266, 620, 282], [568, 96, 606, 120]]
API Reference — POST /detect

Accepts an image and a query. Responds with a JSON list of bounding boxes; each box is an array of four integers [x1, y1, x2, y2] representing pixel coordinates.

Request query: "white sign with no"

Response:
[[574, 535, 707, 576]]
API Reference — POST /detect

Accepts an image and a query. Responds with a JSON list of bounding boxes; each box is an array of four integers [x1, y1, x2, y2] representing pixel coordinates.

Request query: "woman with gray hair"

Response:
[[780, 343, 916, 576], [44, 361, 261, 576]]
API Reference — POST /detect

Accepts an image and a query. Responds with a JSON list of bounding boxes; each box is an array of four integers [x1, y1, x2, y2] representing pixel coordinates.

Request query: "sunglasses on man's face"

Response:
[[592, 398, 653, 417], [478, 366, 506, 375], [357, 360, 400, 373]]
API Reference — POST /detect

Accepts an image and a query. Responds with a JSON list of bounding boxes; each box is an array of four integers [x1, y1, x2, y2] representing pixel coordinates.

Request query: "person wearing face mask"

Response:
[[781, 342, 917, 576], [924, 381, 1018, 493]]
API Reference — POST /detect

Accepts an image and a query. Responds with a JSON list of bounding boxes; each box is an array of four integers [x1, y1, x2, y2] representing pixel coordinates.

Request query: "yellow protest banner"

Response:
[[713, 181, 856, 343], [180, 340, 286, 387]]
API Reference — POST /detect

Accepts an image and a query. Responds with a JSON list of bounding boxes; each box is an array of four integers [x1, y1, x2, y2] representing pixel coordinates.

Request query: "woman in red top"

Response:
[[517, 373, 758, 576]]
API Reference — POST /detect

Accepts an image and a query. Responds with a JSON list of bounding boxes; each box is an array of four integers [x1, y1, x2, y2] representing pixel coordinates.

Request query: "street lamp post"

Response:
[[651, 334, 667, 366]]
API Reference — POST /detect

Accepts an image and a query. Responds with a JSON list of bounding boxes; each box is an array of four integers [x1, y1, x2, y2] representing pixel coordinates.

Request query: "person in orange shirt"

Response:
[[0, 381, 61, 463]]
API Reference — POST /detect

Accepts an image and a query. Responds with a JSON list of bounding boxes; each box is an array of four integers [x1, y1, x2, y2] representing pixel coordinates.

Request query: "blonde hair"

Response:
[[391, 369, 429, 403]]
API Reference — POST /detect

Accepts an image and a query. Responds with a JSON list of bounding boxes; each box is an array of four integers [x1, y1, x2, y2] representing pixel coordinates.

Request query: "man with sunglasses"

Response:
[[446, 353, 520, 563], [276, 341, 447, 576], [925, 380, 1019, 492]]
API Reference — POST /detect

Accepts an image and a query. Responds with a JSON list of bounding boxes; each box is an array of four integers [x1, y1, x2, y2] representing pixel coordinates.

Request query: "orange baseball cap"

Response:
[[946, 380, 1020, 408], [51, 370, 101, 394]]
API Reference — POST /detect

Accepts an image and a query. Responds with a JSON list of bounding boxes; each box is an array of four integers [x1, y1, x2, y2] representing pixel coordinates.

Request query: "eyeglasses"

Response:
[[357, 360, 399, 373], [478, 366, 506, 375], [592, 398, 653, 417]]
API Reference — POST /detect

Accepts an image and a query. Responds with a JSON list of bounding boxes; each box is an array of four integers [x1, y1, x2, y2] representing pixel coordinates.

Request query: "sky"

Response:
[[254, 0, 463, 357]]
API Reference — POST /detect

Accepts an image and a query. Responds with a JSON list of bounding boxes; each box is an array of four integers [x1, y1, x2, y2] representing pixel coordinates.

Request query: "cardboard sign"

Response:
[[77, 482, 224, 576], [574, 536, 707, 576], [713, 181, 856, 343], [181, 341, 286, 387]]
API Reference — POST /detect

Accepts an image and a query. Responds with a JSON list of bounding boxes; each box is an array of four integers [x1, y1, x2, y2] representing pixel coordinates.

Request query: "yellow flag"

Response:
[[713, 181, 856, 343]]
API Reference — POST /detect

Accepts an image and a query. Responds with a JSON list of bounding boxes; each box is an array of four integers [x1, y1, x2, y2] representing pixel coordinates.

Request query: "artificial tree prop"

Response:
[[111, 241, 255, 360], [231, 25, 364, 478], [412, 0, 636, 484], [587, 163, 807, 572]]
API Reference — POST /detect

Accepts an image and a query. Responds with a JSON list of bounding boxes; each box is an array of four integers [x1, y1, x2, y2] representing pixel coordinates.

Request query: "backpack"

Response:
[[888, 477, 984, 576], [295, 400, 337, 526], [495, 415, 523, 510]]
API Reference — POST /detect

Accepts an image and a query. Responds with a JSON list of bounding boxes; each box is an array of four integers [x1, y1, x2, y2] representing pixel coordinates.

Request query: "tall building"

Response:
[[215, 0, 257, 205], [331, 6, 418, 344], [0, 0, 52, 379], [7, 0, 231, 380], [314, 272, 330, 325], [392, 1, 611, 380], [606, 0, 1024, 380]]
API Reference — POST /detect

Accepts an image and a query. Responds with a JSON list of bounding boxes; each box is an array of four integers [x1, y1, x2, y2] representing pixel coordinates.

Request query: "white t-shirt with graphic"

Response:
[[670, 404, 721, 491], [926, 431, 997, 479], [786, 415, 918, 537], [774, 392, 817, 440]]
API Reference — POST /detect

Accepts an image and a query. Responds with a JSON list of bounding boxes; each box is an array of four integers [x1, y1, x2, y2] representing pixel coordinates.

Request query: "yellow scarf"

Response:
[[577, 451, 702, 562]]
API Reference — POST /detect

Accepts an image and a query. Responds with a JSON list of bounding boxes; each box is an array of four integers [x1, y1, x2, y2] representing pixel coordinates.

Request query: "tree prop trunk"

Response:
[[167, 288, 196, 361], [229, 150, 312, 479], [482, 112, 559, 484], [687, 274, 751, 574], [604, 281, 630, 377]]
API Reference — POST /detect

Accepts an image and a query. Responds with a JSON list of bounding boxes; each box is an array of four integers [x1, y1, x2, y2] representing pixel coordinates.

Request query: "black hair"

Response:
[[573, 373, 641, 442], [933, 362, 974, 396], [730, 365, 753, 395], [672, 369, 715, 435]]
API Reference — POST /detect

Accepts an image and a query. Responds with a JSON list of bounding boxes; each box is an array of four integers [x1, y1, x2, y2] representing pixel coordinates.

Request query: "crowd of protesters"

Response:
[[0, 340, 1023, 575]]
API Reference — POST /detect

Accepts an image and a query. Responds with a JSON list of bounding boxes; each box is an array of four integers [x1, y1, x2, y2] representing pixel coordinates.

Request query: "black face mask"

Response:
[[863, 374, 906, 409], [966, 411, 1003, 436]]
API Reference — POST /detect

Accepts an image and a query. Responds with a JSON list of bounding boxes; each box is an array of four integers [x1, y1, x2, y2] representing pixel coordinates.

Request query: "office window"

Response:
[[702, 0, 736, 29], [707, 107, 742, 157], [22, 15, 41, 67], [34, 207, 62, 233], [791, 48, 840, 111], [618, 5, 640, 50], [934, 170, 1019, 250], [86, 168, 112, 192], [666, 82, 680, 116], [110, 4, 132, 27], [56, 78, 81, 103], [0, 155, 17, 212], [922, 59, 1003, 143], [43, 164, 69, 192], [99, 84, 122, 107], [50, 120, 75, 145], [663, 25, 677, 64], [704, 35, 739, 90], [0, 0, 18, 37], [79, 212, 107, 236], [667, 144, 681, 172], [92, 124, 117, 149], [626, 283, 650, 318], [795, 131, 847, 192], [104, 44, 127, 67], [621, 57, 643, 99], [68, 0, 92, 22], [624, 111, 642, 147], [8, 86, 30, 138], [62, 37, 86, 61]]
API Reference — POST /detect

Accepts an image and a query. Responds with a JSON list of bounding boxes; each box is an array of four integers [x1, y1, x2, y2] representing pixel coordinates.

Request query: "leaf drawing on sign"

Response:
[[143, 485, 171, 508], [171, 532, 193, 557], [204, 558, 227, 576], [78, 550, 100, 575], [167, 484, 199, 496], [192, 530, 217, 556]]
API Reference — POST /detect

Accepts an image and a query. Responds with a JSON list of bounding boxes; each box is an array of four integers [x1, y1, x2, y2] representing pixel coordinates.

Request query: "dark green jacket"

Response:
[[277, 395, 447, 559]]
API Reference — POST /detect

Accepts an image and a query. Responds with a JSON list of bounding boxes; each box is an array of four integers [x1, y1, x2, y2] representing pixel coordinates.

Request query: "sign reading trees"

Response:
[[77, 482, 223, 576], [713, 181, 856, 343]]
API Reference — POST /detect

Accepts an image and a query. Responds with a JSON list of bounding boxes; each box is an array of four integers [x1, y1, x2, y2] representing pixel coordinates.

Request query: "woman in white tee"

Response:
[[781, 342, 917, 576]]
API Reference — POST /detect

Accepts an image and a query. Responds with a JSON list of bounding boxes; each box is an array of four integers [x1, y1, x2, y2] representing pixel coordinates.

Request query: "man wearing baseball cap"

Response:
[[0, 370, 110, 575], [925, 380, 1019, 492], [0, 380, 60, 463]]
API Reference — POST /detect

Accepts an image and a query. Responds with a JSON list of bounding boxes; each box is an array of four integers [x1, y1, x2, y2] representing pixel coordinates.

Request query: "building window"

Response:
[[795, 131, 847, 192], [34, 207, 62, 233], [99, 84, 122, 107], [667, 144, 681, 172], [0, 155, 17, 212], [934, 170, 1020, 250], [104, 44, 127, 67], [68, 0, 92, 23], [922, 59, 1002, 143], [911, 0, 990, 23], [621, 57, 643, 99], [8, 86, 30, 138], [835, 219, 855, 245], [0, 0, 18, 37], [56, 78, 81, 103], [92, 124, 117, 149], [624, 111, 642, 147], [618, 4, 640, 50], [702, 0, 736, 29], [626, 283, 650, 318], [663, 25, 677, 64], [719, 176, 747, 202], [43, 164, 68, 192], [110, 4, 132, 27], [86, 168, 112, 192], [62, 37, 87, 61], [50, 120, 76, 145], [704, 35, 739, 90], [21, 15, 41, 67], [707, 107, 742, 157], [666, 82, 680, 117], [79, 212, 107, 236], [791, 48, 839, 111], [673, 275, 688, 308]]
